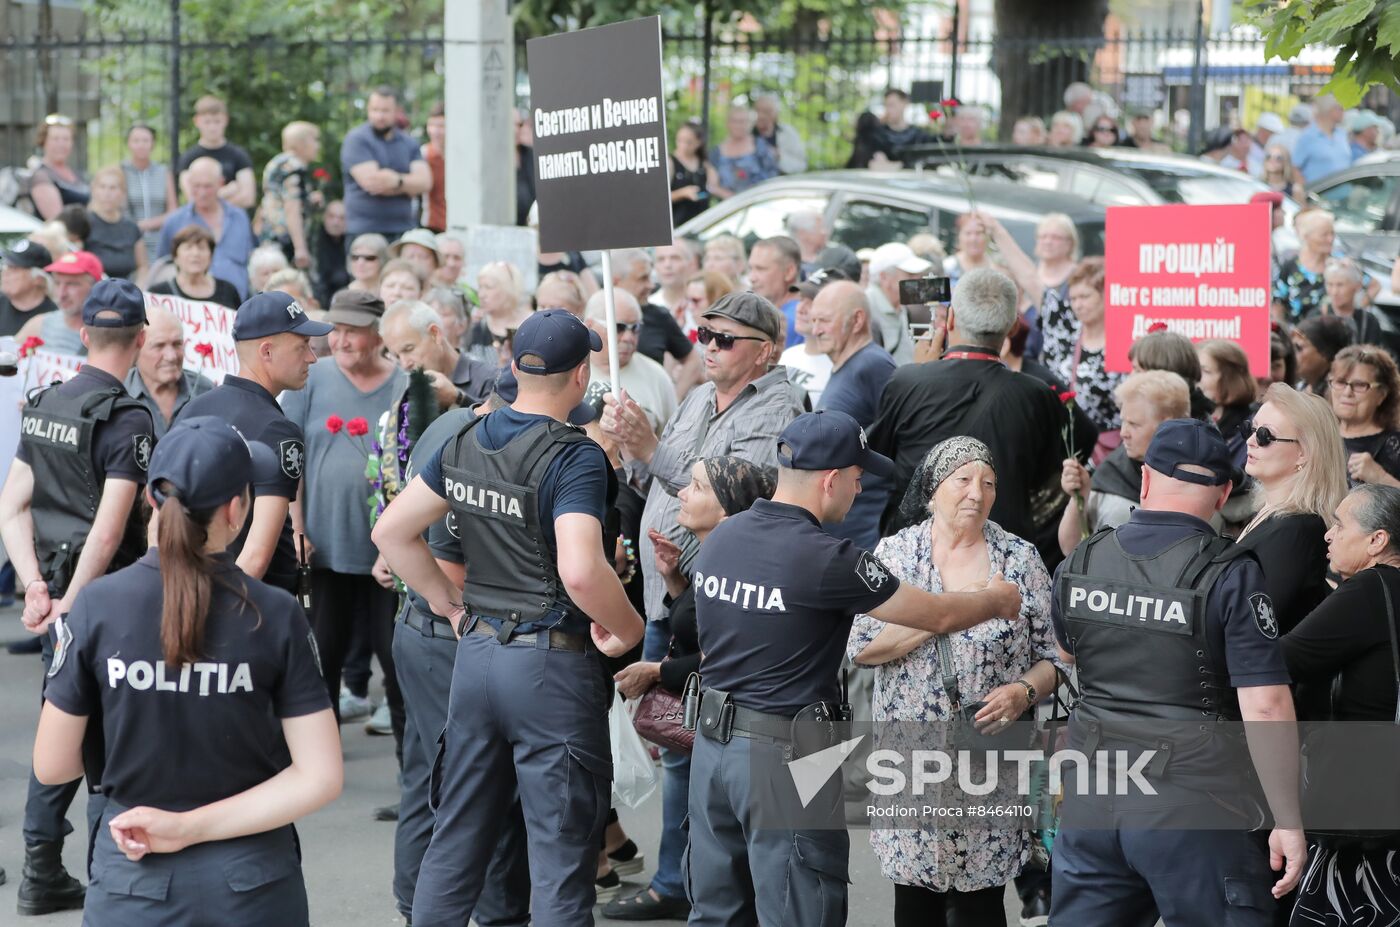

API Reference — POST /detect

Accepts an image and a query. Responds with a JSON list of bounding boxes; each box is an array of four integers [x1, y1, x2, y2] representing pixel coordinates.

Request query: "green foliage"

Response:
[[1246, 0, 1400, 106], [513, 0, 900, 39]]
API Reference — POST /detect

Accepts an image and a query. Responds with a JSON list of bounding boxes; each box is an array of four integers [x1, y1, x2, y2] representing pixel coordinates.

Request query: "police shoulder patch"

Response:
[[279, 439, 305, 479], [132, 433, 153, 471], [1250, 592, 1278, 640], [856, 551, 893, 593], [47, 615, 73, 679]]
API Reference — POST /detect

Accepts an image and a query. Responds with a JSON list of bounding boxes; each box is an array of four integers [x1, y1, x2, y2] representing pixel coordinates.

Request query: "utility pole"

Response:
[[444, 0, 516, 231]]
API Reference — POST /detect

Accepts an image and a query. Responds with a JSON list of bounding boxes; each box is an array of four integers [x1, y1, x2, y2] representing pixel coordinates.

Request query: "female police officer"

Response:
[[31, 416, 342, 926]]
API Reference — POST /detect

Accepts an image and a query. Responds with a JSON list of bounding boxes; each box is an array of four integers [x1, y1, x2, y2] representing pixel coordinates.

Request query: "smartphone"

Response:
[[898, 276, 952, 306]]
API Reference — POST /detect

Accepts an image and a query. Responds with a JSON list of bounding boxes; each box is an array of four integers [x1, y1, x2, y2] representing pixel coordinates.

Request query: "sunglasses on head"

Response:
[[696, 326, 766, 350], [615, 321, 642, 335], [1243, 423, 1299, 447], [44, 114, 73, 127]]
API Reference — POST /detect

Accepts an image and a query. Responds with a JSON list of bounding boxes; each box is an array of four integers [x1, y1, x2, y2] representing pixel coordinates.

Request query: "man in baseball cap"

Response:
[[867, 242, 934, 365], [0, 239, 55, 338], [15, 250, 105, 355]]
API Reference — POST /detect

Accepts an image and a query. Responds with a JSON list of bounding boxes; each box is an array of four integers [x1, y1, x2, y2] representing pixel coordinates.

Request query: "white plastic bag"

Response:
[[609, 690, 659, 808]]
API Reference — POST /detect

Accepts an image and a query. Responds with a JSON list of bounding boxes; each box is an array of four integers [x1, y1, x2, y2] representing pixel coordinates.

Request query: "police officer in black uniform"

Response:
[[179, 291, 331, 593], [31, 416, 341, 926], [0, 278, 153, 916], [374, 309, 646, 925], [389, 365, 593, 925], [686, 409, 1021, 926], [1048, 418, 1305, 926]]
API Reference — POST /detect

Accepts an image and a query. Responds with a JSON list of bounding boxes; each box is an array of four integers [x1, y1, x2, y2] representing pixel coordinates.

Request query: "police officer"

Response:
[[31, 416, 342, 926], [0, 278, 153, 916], [686, 409, 1021, 926], [374, 309, 645, 925], [179, 291, 331, 593], [389, 364, 594, 925], [1048, 418, 1305, 926]]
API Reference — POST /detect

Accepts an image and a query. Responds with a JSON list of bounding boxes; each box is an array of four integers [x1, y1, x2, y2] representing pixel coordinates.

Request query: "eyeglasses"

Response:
[[696, 326, 766, 350], [490, 328, 518, 348], [1328, 377, 1379, 394], [350, 253, 380, 262], [1093, 125, 1116, 133], [1243, 423, 1300, 447], [615, 321, 642, 335]]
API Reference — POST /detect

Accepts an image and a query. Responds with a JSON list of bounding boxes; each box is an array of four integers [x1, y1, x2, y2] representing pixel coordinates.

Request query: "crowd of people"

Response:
[[1, 77, 1400, 927]]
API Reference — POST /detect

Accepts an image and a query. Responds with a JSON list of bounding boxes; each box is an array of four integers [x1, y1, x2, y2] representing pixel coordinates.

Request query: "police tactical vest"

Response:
[[441, 417, 610, 635], [22, 383, 150, 592], [1058, 526, 1255, 783]]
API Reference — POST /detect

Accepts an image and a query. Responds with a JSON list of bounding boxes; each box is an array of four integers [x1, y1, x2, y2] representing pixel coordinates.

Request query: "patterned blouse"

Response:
[[710, 138, 779, 196], [848, 517, 1063, 892], [1041, 294, 1123, 432], [257, 152, 310, 247]]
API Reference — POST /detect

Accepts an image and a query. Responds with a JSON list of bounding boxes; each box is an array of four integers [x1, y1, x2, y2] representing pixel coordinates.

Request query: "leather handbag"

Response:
[[633, 685, 695, 755]]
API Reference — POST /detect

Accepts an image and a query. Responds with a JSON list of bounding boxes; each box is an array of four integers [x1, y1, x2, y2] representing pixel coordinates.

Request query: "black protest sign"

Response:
[[527, 16, 673, 252]]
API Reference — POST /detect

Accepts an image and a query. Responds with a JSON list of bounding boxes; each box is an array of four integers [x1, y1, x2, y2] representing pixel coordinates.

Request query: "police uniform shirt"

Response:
[[1051, 509, 1290, 688], [16, 366, 154, 482], [403, 407, 477, 619], [179, 375, 305, 590], [417, 406, 611, 633], [694, 498, 900, 716], [42, 550, 330, 811]]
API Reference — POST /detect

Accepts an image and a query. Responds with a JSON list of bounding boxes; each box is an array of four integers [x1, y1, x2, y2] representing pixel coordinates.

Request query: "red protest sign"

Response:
[[143, 291, 240, 384], [1104, 203, 1273, 377]]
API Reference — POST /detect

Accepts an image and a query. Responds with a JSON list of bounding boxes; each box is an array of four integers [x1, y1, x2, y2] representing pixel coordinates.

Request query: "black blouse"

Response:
[[1237, 512, 1330, 638], [658, 584, 699, 694], [670, 154, 710, 226]]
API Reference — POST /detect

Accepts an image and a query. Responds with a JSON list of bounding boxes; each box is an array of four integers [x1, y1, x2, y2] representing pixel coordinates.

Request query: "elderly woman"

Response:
[[709, 105, 778, 200], [1059, 371, 1190, 555], [535, 269, 587, 316], [850, 438, 1061, 926], [465, 260, 532, 366], [1197, 338, 1259, 466], [1331, 345, 1400, 488], [1284, 483, 1400, 927], [1044, 257, 1123, 450], [29, 115, 89, 220], [1318, 257, 1385, 345], [1235, 384, 1347, 637], [146, 224, 242, 309], [1275, 210, 1378, 323], [606, 457, 775, 921], [346, 232, 390, 293], [377, 257, 426, 308], [1292, 314, 1353, 398], [280, 289, 407, 727], [248, 243, 291, 295]]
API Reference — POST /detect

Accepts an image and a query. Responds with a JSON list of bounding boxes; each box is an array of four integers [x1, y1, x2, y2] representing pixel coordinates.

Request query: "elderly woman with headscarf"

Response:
[[606, 456, 776, 922], [848, 437, 1063, 927]]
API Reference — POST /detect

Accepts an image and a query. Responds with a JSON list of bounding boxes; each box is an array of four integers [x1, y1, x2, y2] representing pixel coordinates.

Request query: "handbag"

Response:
[[633, 684, 695, 755], [935, 632, 1033, 752], [1299, 568, 1400, 846]]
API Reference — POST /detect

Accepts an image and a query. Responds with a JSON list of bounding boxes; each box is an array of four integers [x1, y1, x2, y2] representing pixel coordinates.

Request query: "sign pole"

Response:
[[600, 251, 622, 397]]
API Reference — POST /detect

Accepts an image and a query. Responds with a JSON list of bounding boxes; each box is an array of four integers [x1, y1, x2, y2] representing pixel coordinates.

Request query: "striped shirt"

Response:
[[122, 160, 169, 259], [638, 366, 808, 622]]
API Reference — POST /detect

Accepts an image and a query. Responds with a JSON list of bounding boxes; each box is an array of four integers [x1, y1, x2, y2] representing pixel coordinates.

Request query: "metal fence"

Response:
[[0, 25, 1389, 180]]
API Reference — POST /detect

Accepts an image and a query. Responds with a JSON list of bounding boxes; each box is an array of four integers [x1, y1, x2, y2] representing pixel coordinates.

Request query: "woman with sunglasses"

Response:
[[345, 233, 389, 293], [1261, 143, 1306, 205], [465, 261, 532, 367], [1331, 345, 1400, 488], [1236, 384, 1347, 637], [30, 115, 90, 221], [1086, 117, 1122, 148]]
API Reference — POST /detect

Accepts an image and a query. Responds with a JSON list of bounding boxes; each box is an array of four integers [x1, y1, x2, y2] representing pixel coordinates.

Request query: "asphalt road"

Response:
[[0, 612, 1027, 926]]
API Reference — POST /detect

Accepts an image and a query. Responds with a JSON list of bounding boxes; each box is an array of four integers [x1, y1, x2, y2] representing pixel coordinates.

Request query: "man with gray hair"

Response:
[[583, 288, 676, 432], [869, 267, 1071, 538], [381, 298, 496, 409], [786, 210, 828, 274], [424, 286, 469, 351], [753, 93, 808, 175]]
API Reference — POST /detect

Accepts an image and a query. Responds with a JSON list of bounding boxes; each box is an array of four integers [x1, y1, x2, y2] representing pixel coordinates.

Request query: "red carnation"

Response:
[[313, 167, 330, 181], [941, 97, 961, 108], [19, 336, 43, 358], [326, 415, 344, 434], [1058, 390, 1077, 404], [346, 417, 370, 437], [928, 109, 943, 121], [1147, 322, 1168, 333], [193, 342, 214, 359]]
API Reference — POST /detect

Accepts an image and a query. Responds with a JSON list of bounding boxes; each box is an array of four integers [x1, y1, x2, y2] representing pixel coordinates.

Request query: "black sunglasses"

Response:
[[490, 327, 518, 348], [616, 321, 642, 335], [696, 326, 766, 351], [1243, 423, 1299, 447]]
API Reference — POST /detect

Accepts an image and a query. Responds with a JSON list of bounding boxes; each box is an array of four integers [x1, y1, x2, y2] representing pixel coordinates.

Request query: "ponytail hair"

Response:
[[155, 480, 251, 666]]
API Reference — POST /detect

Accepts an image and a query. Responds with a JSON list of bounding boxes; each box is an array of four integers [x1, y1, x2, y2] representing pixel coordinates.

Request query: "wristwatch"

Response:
[[1014, 679, 1036, 707]]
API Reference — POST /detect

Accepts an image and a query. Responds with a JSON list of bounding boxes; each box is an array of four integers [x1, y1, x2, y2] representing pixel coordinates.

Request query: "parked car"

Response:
[[1311, 152, 1400, 285], [0, 203, 40, 252], [674, 170, 1107, 262]]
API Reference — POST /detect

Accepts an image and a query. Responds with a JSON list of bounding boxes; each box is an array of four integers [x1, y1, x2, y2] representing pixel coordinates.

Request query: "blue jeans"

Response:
[[651, 747, 691, 899], [642, 615, 671, 662]]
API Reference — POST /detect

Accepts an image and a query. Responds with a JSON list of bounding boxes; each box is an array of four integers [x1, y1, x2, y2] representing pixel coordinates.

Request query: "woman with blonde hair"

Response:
[[1236, 383, 1348, 635], [465, 261, 532, 366], [1261, 142, 1305, 204], [701, 234, 747, 283]]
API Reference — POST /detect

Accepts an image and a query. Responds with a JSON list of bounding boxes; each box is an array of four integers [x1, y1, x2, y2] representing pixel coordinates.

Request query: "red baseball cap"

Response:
[[44, 250, 103, 279]]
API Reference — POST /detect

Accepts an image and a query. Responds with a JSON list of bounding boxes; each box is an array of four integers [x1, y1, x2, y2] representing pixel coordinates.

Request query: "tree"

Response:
[[991, 0, 1111, 138], [1246, 0, 1400, 105]]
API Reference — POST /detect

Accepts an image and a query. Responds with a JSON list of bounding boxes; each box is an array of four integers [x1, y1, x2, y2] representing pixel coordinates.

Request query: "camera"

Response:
[[898, 276, 952, 307]]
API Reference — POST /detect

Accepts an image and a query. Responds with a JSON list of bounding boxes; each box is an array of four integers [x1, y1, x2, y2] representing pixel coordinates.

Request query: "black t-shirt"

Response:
[[43, 549, 329, 811], [869, 353, 1067, 540], [177, 142, 254, 187], [16, 366, 154, 483], [86, 211, 143, 280], [1237, 512, 1330, 637], [694, 499, 899, 715], [147, 276, 243, 311], [658, 584, 699, 693], [670, 154, 709, 226], [178, 376, 305, 591], [637, 302, 694, 365], [0, 294, 56, 338], [1343, 431, 1400, 488], [1284, 564, 1400, 723]]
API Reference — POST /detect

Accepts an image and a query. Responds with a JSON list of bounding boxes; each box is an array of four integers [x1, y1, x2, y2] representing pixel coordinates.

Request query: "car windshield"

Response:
[[1126, 166, 1262, 206]]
